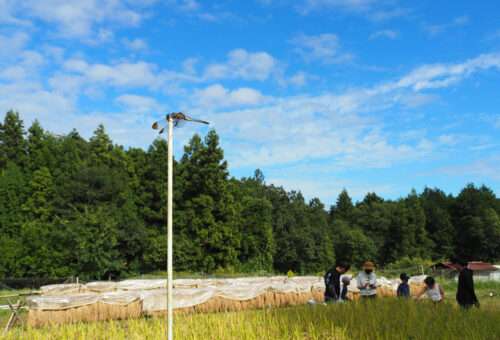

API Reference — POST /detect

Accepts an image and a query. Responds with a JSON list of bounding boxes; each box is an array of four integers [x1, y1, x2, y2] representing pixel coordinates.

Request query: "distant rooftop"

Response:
[[432, 261, 498, 272]]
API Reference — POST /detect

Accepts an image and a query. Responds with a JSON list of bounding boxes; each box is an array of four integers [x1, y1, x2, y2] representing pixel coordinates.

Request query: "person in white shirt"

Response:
[[357, 261, 377, 299], [416, 276, 445, 303]]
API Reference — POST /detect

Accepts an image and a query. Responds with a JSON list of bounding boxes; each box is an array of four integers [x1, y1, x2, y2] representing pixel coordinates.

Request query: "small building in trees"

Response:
[[431, 261, 499, 281]]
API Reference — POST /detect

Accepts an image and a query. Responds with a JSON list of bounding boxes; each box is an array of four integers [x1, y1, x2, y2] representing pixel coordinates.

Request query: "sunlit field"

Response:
[[2, 280, 499, 340], [2, 299, 499, 340]]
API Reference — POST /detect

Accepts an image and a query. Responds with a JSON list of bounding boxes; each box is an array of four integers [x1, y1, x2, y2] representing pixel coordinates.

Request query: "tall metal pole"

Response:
[[167, 115, 174, 340]]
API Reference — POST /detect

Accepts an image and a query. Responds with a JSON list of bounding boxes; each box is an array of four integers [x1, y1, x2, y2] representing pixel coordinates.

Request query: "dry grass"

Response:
[[26, 300, 143, 327]]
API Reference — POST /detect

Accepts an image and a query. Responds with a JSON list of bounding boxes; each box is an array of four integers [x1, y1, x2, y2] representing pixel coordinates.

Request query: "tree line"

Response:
[[1, 111, 499, 279]]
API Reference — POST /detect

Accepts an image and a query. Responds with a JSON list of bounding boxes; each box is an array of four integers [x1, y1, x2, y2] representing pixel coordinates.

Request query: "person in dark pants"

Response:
[[397, 273, 410, 298], [455, 259, 479, 309], [324, 262, 350, 303]]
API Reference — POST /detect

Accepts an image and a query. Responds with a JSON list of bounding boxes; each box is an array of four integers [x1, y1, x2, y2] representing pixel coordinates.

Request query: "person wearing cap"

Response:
[[324, 262, 351, 303], [397, 273, 410, 298], [357, 261, 377, 299]]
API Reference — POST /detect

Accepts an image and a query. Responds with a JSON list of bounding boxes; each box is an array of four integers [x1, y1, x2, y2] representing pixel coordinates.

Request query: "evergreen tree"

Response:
[[331, 219, 377, 267], [453, 184, 500, 261], [354, 196, 391, 263], [237, 196, 275, 272], [0, 111, 28, 169], [178, 131, 240, 272], [330, 189, 354, 222], [420, 188, 455, 259], [306, 198, 335, 272], [18, 167, 59, 276], [405, 190, 432, 258], [0, 163, 27, 277]]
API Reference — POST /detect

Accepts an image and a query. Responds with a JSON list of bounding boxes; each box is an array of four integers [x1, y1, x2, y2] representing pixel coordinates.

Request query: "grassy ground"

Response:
[[1, 280, 499, 339]]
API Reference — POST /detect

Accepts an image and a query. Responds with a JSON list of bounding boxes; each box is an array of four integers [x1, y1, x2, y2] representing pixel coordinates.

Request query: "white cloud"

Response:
[[203, 49, 277, 81], [93, 28, 114, 44], [165, 0, 230, 22], [2, 39, 500, 183], [0, 32, 30, 58], [291, 33, 353, 64], [301, 0, 375, 13], [0, 82, 76, 131], [2, 0, 145, 38], [423, 15, 469, 36], [369, 8, 409, 21], [177, 0, 200, 11], [0, 34, 46, 82], [0, 79, 159, 147], [438, 134, 459, 146], [196, 53, 500, 171], [42, 45, 65, 63], [123, 38, 148, 51], [493, 116, 500, 129], [299, 0, 408, 21], [194, 84, 267, 108], [63, 58, 164, 88], [438, 156, 500, 182], [398, 93, 437, 108], [288, 72, 308, 86], [369, 29, 399, 40], [209, 96, 434, 170], [115, 94, 162, 113], [182, 58, 198, 75], [394, 53, 500, 91]]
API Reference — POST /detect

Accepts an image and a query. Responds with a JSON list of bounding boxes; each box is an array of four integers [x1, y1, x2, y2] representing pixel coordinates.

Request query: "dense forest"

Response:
[[1, 111, 499, 280]]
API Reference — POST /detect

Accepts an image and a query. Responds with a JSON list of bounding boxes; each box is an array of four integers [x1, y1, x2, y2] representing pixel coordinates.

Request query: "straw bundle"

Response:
[[410, 283, 426, 297], [377, 286, 396, 297], [311, 288, 324, 302], [151, 290, 319, 317], [27, 300, 142, 327], [28, 303, 100, 327], [96, 300, 142, 321], [347, 291, 360, 301]]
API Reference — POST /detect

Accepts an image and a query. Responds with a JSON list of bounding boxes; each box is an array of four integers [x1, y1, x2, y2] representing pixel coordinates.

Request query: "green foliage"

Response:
[[1, 111, 500, 280], [384, 257, 434, 275], [331, 220, 377, 268], [0, 111, 27, 169]]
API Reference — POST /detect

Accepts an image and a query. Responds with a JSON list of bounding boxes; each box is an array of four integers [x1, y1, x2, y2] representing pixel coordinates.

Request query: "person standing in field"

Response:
[[324, 262, 350, 303], [455, 259, 479, 309], [416, 276, 444, 303], [357, 261, 377, 299], [397, 273, 410, 298]]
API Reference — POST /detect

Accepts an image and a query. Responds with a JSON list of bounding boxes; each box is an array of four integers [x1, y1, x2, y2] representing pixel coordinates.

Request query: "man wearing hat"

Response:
[[357, 261, 377, 299]]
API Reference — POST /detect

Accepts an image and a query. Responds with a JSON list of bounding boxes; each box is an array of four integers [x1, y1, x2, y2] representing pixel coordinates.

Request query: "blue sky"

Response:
[[1, 0, 499, 204]]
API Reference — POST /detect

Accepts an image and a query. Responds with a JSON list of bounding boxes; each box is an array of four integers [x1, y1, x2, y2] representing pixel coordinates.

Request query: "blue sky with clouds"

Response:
[[1, 0, 499, 204]]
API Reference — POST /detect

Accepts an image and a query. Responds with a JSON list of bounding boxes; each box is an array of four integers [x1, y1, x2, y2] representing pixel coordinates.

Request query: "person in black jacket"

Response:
[[455, 259, 479, 309], [324, 262, 350, 303]]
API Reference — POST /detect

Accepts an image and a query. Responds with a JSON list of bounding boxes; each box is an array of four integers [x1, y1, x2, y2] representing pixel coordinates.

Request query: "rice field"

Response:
[[1, 298, 499, 340], [1, 279, 499, 339]]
